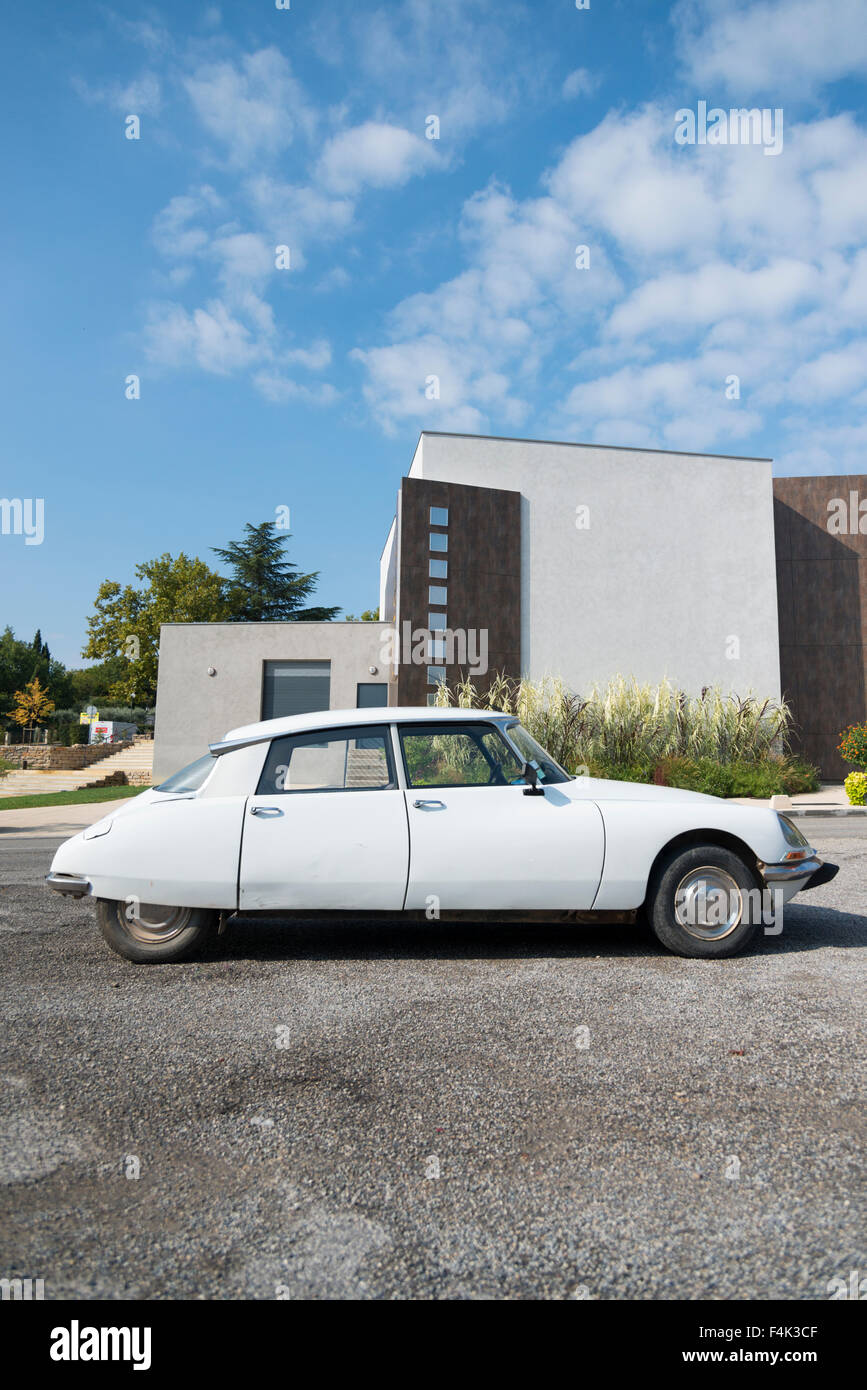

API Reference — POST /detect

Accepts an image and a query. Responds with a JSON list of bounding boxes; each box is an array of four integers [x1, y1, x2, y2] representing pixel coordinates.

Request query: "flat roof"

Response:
[[414, 429, 773, 464]]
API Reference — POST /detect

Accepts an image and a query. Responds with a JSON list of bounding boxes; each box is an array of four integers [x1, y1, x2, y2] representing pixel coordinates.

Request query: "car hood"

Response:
[[563, 776, 721, 805]]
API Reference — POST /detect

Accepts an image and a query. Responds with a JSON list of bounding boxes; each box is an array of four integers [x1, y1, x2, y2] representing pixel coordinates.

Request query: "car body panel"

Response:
[[50, 795, 245, 908], [403, 783, 604, 909], [239, 788, 409, 910]]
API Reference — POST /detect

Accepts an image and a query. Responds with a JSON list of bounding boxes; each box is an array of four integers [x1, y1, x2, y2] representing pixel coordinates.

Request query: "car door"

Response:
[[399, 722, 604, 910], [238, 723, 409, 910]]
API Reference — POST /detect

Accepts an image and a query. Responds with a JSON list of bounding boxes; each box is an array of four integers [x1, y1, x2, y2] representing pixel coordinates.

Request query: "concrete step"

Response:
[[0, 741, 155, 798]]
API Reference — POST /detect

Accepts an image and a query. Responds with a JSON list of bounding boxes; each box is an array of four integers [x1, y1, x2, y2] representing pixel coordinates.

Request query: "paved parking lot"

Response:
[[0, 819, 864, 1300]]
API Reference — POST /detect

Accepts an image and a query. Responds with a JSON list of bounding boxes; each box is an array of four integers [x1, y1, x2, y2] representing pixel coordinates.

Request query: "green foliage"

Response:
[[838, 722, 867, 770], [83, 553, 229, 704], [0, 626, 71, 717], [438, 674, 794, 771], [654, 757, 735, 797], [212, 522, 339, 622], [844, 771, 867, 805], [66, 656, 130, 706], [435, 673, 818, 798], [345, 608, 380, 622]]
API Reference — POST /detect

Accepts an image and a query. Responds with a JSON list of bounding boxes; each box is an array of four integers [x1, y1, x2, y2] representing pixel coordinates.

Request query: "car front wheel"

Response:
[[97, 899, 216, 963], [646, 843, 763, 958]]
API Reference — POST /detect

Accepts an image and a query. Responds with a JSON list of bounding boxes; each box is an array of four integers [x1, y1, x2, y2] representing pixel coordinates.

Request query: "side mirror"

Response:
[[522, 761, 544, 796]]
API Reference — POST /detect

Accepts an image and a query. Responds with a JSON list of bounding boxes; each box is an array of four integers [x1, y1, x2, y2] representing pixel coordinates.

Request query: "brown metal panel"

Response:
[[396, 476, 521, 707], [773, 477, 867, 779]]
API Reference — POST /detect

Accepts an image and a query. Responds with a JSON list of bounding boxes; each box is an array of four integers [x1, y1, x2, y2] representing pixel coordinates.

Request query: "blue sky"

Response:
[[2, 0, 866, 667]]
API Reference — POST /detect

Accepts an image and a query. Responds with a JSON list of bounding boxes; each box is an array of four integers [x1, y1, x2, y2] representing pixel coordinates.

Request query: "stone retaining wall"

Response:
[[0, 741, 133, 770]]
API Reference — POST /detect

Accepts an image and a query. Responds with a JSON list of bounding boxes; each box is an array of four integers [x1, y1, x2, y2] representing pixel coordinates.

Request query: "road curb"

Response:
[[786, 806, 867, 817]]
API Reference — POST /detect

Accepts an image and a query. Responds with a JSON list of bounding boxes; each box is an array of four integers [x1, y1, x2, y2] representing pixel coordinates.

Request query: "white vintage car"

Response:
[[46, 707, 837, 963]]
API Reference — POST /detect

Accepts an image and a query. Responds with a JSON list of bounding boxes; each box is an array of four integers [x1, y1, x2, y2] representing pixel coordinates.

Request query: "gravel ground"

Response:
[[0, 821, 864, 1301]]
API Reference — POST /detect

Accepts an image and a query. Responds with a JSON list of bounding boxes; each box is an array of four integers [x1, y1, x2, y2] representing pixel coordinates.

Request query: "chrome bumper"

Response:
[[758, 856, 839, 888], [45, 872, 91, 899]]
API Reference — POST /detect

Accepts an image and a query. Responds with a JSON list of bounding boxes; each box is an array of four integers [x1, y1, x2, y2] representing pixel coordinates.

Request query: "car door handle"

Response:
[[412, 799, 446, 809], [250, 805, 283, 817]]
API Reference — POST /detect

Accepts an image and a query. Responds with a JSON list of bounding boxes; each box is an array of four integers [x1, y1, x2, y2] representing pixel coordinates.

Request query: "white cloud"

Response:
[[606, 260, 824, 340], [562, 68, 601, 100], [675, 0, 867, 95], [787, 341, 867, 403], [253, 373, 340, 406], [558, 358, 764, 452], [245, 176, 355, 268], [317, 122, 441, 195], [547, 107, 867, 263], [144, 299, 262, 375], [72, 71, 162, 114], [183, 48, 313, 164], [282, 341, 332, 370], [151, 187, 222, 258]]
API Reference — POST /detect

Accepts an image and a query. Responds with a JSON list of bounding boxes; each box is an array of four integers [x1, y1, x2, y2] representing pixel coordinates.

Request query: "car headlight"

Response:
[[777, 813, 808, 849]]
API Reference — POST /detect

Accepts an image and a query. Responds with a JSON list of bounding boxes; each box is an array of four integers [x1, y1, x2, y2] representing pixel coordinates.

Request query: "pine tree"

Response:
[[212, 522, 339, 622]]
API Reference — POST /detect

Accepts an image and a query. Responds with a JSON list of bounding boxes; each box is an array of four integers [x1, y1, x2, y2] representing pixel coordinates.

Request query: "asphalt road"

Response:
[[0, 818, 864, 1301]]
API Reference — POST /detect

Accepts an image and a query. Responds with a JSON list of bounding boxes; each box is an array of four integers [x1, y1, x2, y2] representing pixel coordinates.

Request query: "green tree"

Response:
[[344, 607, 380, 621], [83, 553, 229, 704], [212, 522, 340, 622], [67, 655, 130, 707], [0, 627, 70, 717]]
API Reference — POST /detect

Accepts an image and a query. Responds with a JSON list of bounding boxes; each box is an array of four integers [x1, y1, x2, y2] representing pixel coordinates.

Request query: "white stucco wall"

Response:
[[410, 432, 781, 700], [379, 517, 397, 622], [153, 622, 390, 780]]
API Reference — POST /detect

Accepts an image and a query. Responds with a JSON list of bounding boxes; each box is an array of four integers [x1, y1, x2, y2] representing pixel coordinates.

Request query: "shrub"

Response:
[[844, 771, 867, 805], [655, 757, 734, 798], [838, 722, 867, 771], [589, 759, 654, 783], [777, 759, 821, 796], [437, 674, 794, 774]]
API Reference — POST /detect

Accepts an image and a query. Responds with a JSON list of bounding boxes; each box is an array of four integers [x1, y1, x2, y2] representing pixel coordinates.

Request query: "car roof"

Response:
[[212, 706, 512, 755]]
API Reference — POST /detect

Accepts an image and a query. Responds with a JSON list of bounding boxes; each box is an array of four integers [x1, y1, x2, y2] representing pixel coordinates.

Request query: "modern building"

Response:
[[152, 432, 867, 781]]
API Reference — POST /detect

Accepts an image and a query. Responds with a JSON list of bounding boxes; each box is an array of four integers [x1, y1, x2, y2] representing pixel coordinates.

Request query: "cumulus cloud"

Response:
[[183, 47, 313, 164], [144, 299, 263, 375], [352, 94, 867, 454], [674, 0, 867, 96], [317, 122, 442, 195]]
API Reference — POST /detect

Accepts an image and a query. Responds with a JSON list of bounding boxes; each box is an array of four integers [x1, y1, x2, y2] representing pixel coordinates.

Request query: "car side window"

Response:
[[257, 725, 395, 794], [400, 724, 524, 788]]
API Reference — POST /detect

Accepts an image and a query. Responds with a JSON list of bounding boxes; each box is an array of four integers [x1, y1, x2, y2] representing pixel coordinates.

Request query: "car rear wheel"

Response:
[[646, 843, 763, 958], [97, 898, 216, 963]]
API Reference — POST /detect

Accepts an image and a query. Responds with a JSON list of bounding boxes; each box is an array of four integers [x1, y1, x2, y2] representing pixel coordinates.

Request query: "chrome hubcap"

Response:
[[122, 902, 192, 944], [674, 866, 743, 941]]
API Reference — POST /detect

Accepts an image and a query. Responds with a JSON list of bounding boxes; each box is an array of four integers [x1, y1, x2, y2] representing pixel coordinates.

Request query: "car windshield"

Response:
[[155, 753, 216, 794], [504, 722, 571, 784]]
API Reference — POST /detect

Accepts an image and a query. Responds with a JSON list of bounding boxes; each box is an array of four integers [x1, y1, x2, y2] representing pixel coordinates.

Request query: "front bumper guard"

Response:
[[45, 872, 92, 899]]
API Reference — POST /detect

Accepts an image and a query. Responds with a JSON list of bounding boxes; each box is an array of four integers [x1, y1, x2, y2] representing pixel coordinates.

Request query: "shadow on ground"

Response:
[[206, 901, 867, 965]]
